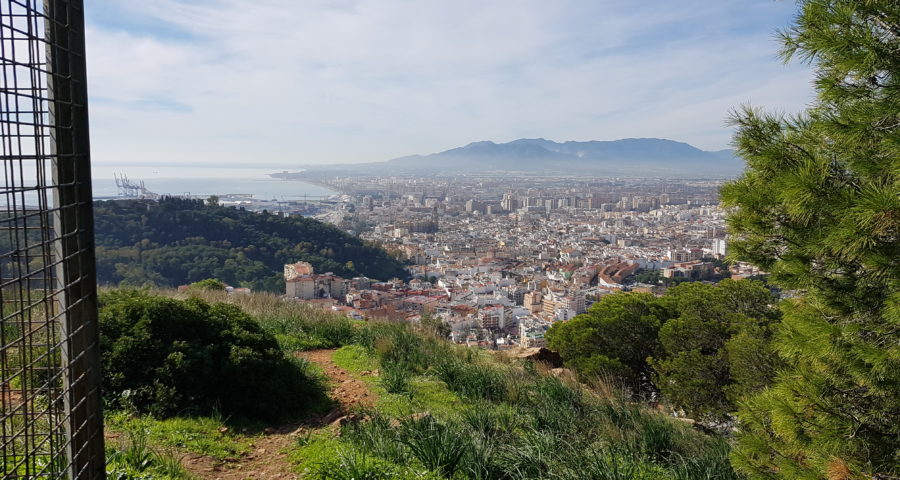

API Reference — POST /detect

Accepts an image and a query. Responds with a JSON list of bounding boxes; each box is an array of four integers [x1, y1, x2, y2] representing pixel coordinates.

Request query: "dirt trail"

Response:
[[181, 348, 373, 479], [299, 349, 376, 412]]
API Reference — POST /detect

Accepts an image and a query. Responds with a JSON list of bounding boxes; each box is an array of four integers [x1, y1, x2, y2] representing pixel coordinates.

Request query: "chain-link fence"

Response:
[[1, 0, 104, 478]]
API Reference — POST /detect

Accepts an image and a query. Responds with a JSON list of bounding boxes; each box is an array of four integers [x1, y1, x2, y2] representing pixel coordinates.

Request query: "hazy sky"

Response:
[[85, 0, 814, 171]]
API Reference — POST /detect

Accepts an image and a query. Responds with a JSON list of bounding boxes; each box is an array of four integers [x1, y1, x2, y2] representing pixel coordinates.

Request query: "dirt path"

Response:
[[181, 348, 374, 480], [298, 349, 376, 412]]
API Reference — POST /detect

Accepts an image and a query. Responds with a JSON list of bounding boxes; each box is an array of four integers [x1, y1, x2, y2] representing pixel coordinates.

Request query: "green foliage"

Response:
[[105, 423, 194, 480], [261, 308, 357, 351], [93, 197, 408, 291], [399, 415, 470, 477], [546, 280, 779, 422], [307, 450, 434, 480], [99, 290, 326, 421], [380, 364, 411, 394], [721, 1, 900, 478], [105, 411, 248, 461], [632, 269, 663, 284], [332, 344, 380, 373], [651, 280, 781, 422], [188, 278, 226, 291], [546, 292, 665, 388]]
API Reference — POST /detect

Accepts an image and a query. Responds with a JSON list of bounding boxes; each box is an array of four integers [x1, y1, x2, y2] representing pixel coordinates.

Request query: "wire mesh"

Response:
[[1, 0, 103, 478]]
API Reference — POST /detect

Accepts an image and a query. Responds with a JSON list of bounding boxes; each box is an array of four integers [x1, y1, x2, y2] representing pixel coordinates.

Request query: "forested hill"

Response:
[[93, 198, 407, 292]]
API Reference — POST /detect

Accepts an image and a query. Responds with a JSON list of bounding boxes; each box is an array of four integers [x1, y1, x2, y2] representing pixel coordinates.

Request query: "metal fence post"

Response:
[[1, 0, 104, 477], [44, 0, 104, 477]]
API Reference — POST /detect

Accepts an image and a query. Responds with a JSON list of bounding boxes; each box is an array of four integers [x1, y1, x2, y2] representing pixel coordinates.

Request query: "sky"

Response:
[[85, 0, 814, 172]]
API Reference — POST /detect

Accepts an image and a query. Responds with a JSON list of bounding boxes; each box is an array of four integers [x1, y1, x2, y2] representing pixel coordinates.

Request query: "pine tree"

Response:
[[721, 1, 899, 478]]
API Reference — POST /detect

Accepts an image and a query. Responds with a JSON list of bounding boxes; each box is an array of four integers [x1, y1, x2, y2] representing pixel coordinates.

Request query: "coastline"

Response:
[[92, 173, 338, 200], [269, 172, 343, 195]]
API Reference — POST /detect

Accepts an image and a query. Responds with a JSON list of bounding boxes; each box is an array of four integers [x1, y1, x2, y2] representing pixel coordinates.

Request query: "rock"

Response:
[[516, 347, 564, 367], [320, 407, 344, 424], [330, 413, 367, 431], [550, 367, 575, 380]]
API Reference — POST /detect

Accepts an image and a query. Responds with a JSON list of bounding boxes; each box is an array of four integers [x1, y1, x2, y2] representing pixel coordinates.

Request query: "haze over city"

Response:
[[86, 0, 815, 171]]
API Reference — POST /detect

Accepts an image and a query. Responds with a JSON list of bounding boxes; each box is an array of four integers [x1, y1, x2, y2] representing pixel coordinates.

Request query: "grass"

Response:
[[332, 344, 379, 373], [153, 287, 360, 353], [98, 288, 742, 479], [105, 422, 195, 480], [380, 364, 411, 394], [398, 415, 469, 477], [106, 412, 250, 461], [293, 324, 744, 479], [404, 377, 466, 418]]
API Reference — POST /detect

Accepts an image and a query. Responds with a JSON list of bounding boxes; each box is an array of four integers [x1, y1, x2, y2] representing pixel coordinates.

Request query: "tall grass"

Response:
[[398, 415, 469, 477], [331, 323, 743, 480], [146, 287, 358, 352], [380, 363, 411, 394], [127, 288, 741, 479]]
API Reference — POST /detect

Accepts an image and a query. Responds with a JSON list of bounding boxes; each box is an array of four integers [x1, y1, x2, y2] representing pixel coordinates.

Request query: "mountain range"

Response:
[[277, 138, 744, 178]]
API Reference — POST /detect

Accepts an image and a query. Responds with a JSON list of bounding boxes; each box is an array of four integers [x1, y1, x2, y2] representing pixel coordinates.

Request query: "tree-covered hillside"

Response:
[[93, 197, 407, 292]]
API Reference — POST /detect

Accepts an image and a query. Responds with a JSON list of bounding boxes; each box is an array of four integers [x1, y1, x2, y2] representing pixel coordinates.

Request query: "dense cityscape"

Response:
[[267, 175, 764, 349]]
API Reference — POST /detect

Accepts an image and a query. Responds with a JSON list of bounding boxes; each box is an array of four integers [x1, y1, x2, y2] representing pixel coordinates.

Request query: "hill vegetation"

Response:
[[98, 290, 327, 421], [93, 197, 408, 292], [101, 288, 742, 479], [546, 280, 781, 424]]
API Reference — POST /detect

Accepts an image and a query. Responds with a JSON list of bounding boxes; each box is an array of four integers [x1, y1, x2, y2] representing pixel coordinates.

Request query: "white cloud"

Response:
[[85, 0, 814, 169]]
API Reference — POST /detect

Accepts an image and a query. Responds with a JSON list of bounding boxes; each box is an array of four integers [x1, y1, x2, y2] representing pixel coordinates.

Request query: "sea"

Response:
[[90, 166, 336, 201]]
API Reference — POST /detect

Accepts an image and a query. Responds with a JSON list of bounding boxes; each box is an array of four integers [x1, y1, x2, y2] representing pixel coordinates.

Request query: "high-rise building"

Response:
[[501, 192, 518, 211], [712, 238, 727, 257]]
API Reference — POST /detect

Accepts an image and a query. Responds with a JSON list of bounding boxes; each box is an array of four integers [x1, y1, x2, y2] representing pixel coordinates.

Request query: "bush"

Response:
[[188, 278, 226, 291], [99, 290, 324, 421]]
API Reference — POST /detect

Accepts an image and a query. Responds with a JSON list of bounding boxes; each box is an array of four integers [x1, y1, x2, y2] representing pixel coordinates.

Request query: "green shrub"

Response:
[[188, 278, 226, 291], [99, 290, 325, 421]]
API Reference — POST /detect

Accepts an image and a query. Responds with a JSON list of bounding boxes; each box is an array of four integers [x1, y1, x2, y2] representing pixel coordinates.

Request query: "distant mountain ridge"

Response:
[[275, 137, 744, 178], [386, 138, 742, 176]]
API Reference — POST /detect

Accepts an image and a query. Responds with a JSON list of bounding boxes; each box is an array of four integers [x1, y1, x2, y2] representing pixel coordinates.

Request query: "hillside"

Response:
[[93, 197, 407, 292], [103, 289, 742, 480], [274, 137, 743, 178], [389, 138, 741, 175]]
